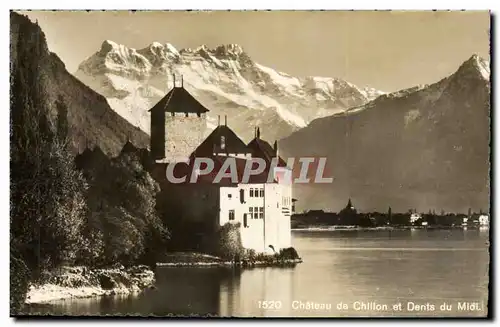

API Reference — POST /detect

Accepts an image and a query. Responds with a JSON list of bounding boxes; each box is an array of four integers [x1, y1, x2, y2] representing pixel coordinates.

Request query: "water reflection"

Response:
[[24, 229, 489, 317]]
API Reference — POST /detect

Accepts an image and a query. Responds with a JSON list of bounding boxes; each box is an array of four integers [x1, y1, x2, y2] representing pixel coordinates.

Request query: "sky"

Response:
[[20, 10, 490, 92]]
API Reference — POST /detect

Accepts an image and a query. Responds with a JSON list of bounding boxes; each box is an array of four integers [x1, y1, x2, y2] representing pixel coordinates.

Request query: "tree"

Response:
[[214, 223, 244, 260], [10, 253, 30, 315], [76, 147, 169, 266], [10, 71, 88, 278]]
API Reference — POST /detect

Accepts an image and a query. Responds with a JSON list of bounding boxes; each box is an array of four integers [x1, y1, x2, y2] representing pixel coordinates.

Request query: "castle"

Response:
[[149, 77, 293, 253], [149, 75, 208, 163]]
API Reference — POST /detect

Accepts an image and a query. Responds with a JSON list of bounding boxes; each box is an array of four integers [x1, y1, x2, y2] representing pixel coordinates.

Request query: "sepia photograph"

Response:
[[9, 9, 490, 318]]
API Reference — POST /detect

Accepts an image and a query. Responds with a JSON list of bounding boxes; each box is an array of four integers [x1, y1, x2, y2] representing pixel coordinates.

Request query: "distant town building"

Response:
[[410, 213, 422, 224], [339, 198, 357, 222], [479, 214, 489, 226]]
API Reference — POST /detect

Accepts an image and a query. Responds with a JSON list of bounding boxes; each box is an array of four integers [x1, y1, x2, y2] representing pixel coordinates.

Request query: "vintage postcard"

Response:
[[10, 10, 490, 318]]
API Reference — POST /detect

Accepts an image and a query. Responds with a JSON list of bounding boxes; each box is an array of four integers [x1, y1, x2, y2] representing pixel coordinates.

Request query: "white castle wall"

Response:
[[219, 182, 292, 253], [264, 183, 292, 251]]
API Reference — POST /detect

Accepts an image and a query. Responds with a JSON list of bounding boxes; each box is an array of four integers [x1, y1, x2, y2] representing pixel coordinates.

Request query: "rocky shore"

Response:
[[157, 250, 303, 268], [25, 265, 155, 305], [24, 248, 301, 306]]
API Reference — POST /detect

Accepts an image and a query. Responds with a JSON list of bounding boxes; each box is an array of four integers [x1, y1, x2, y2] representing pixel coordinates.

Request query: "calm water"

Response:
[[26, 229, 489, 317]]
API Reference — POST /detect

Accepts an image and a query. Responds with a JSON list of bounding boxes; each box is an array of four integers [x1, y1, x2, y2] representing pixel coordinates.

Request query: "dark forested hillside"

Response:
[[10, 12, 149, 157], [9, 12, 162, 314]]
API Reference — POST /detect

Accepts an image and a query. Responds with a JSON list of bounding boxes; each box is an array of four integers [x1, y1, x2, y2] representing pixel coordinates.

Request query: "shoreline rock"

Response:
[[24, 265, 154, 305], [157, 251, 303, 268], [157, 258, 303, 268]]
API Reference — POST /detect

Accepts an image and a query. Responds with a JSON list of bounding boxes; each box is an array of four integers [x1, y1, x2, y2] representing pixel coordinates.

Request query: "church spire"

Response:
[[347, 198, 353, 209]]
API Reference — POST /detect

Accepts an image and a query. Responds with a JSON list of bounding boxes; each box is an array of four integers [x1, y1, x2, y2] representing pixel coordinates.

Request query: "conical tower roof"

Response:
[[148, 85, 209, 114]]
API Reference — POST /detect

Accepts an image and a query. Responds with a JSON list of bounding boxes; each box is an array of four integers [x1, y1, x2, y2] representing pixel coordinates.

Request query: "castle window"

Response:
[[260, 188, 264, 197], [250, 188, 254, 197], [229, 210, 235, 221], [259, 207, 264, 219], [240, 189, 245, 203], [243, 213, 248, 228], [249, 207, 253, 218], [221, 136, 226, 150], [252, 207, 259, 219], [228, 193, 232, 199]]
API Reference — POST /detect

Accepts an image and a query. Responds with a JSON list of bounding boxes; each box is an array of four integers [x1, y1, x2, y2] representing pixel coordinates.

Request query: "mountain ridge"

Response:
[[280, 53, 490, 213], [76, 39, 384, 142]]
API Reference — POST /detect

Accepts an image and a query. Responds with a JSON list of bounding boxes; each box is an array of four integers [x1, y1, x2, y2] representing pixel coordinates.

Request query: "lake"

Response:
[[25, 229, 490, 317]]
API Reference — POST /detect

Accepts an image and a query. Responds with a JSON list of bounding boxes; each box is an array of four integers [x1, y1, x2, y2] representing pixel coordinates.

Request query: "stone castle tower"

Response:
[[148, 76, 209, 162]]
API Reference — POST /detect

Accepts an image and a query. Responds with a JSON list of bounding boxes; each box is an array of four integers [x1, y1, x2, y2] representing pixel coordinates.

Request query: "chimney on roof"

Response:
[[181, 75, 184, 87], [224, 115, 227, 126], [218, 115, 220, 126], [256, 127, 260, 139]]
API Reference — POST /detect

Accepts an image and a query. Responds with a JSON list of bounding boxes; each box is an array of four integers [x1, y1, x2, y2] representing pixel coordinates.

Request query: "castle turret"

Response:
[[148, 75, 209, 162]]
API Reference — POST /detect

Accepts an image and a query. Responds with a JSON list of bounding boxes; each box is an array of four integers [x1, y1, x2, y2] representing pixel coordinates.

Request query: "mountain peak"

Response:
[[214, 44, 244, 56], [150, 41, 163, 48], [145, 41, 178, 53], [457, 54, 490, 80], [179, 43, 246, 59], [100, 39, 120, 53], [140, 42, 180, 59]]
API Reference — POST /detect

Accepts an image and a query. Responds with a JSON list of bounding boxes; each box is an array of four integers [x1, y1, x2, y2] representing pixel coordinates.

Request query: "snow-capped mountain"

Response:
[[280, 54, 490, 213], [76, 40, 384, 142]]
